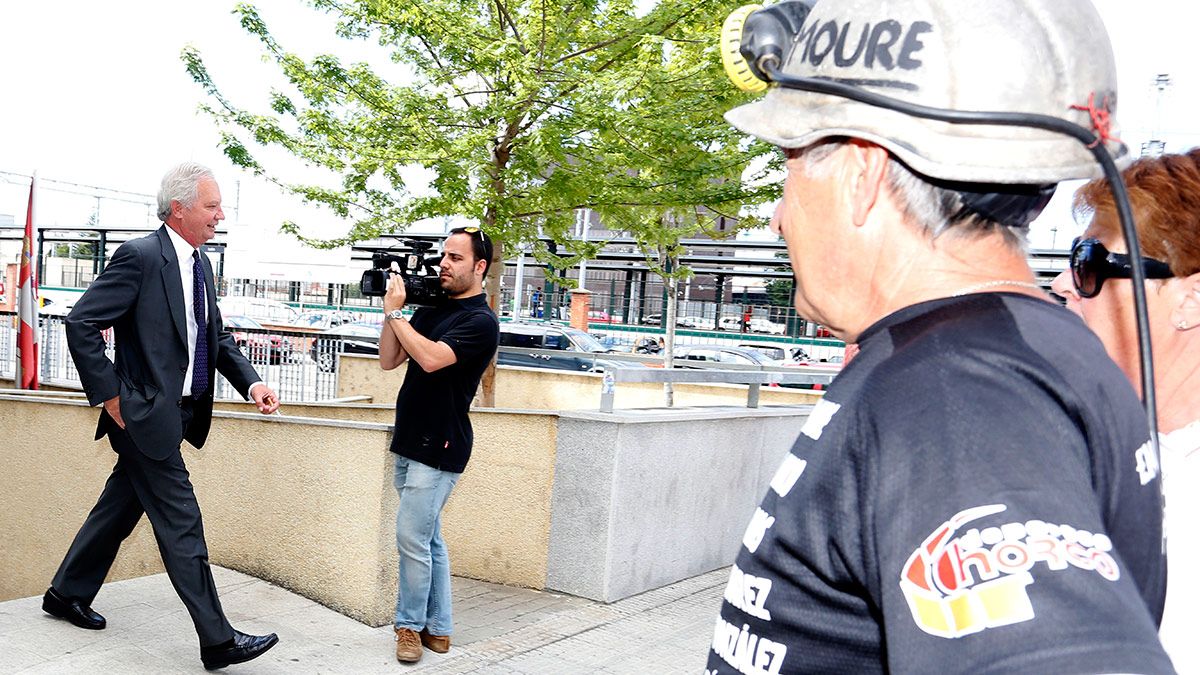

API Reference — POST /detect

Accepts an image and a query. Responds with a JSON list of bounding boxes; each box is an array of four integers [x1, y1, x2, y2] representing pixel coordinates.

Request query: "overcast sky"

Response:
[[1, 0, 1198, 249]]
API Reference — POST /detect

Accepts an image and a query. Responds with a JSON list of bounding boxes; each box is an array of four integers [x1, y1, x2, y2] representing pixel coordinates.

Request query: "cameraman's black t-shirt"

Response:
[[390, 294, 499, 473], [706, 293, 1172, 674]]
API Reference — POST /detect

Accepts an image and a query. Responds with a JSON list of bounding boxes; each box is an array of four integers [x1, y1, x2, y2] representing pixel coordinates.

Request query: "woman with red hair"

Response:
[[1052, 149, 1200, 672]]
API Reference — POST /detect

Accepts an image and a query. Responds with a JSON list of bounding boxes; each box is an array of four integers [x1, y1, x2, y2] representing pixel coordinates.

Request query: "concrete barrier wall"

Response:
[[1, 393, 807, 625], [546, 409, 803, 602], [0, 395, 560, 626], [0, 398, 165, 601]]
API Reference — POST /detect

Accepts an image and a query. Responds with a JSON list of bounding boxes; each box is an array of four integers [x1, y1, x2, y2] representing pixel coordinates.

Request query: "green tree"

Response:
[[182, 0, 781, 401], [764, 249, 791, 308]]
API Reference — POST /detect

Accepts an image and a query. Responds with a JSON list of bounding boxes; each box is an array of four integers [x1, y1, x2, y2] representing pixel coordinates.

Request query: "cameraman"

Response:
[[378, 226, 499, 664]]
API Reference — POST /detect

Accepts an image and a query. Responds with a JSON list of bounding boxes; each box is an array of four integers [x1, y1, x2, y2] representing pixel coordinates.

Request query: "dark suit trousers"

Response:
[[51, 400, 234, 647]]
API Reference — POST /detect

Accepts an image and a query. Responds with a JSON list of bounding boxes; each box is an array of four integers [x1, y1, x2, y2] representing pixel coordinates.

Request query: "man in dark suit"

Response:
[[44, 162, 282, 670]]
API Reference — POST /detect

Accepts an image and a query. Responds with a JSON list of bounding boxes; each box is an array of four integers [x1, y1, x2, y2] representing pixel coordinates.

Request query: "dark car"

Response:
[[311, 319, 383, 372], [498, 322, 641, 373], [224, 315, 292, 364]]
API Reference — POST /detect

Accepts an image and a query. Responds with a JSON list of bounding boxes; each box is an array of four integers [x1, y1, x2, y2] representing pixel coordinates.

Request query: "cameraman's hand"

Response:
[[384, 261, 406, 313]]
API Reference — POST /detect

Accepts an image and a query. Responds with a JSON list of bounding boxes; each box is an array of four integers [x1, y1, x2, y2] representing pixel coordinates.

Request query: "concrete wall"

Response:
[[546, 408, 802, 602], [1, 392, 807, 624], [0, 394, 560, 626], [0, 398, 165, 599]]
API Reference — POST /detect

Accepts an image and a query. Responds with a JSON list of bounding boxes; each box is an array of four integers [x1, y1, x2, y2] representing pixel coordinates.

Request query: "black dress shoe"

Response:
[[42, 587, 106, 630], [200, 630, 279, 670]]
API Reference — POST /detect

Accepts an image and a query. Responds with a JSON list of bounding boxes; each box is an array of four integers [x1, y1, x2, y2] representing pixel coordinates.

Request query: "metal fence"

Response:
[[0, 312, 341, 401]]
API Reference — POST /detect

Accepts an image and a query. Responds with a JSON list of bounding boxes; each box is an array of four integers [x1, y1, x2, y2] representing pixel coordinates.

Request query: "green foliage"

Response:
[[764, 248, 792, 307], [182, 0, 781, 278]]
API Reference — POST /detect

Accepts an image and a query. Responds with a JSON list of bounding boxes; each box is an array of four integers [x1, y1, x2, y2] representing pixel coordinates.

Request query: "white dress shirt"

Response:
[[1159, 420, 1200, 675], [164, 226, 205, 394]]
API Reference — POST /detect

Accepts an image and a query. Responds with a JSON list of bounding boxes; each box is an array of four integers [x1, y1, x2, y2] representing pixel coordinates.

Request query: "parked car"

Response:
[[588, 310, 616, 324], [673, 344, 777, 367], [673, 343, 825, 389], [311, 320, 383, 372], [719, 316, 744, 331], [217, 297, 300, 326], [643, 313, 662, 326], [739, 342, 788, 362], [224, 315, 292, 364], [676, 316, 707, 328], [498, 322, 640, 373], [748, 318, 786, 335], [292, 309, 359, 330]]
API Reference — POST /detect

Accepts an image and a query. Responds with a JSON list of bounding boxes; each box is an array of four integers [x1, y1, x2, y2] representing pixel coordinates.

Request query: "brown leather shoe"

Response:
[[395, 627, 422, 663], [420, 628, 451, 653]]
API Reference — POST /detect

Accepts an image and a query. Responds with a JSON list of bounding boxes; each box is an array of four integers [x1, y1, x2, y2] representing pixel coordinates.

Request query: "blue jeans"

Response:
[[393, 454, 460, 633]]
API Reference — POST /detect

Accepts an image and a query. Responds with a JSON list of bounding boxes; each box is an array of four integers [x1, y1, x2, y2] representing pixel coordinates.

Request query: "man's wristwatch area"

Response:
[[387, 309, 406, 321]]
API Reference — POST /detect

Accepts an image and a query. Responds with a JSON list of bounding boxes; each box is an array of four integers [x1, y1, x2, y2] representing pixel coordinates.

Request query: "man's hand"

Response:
[[384, 261, 406, 314], [250, 384, 281, 414], [103, 395, 125, 429]]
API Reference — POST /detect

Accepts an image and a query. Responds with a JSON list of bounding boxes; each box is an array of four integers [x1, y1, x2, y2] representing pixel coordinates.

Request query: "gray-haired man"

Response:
[[44, 162, 281, 670], [707, 0, 1173, 672]]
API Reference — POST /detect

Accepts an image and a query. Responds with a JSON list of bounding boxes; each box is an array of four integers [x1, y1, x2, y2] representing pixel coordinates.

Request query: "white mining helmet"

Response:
[[721, 0, 1129, 186]]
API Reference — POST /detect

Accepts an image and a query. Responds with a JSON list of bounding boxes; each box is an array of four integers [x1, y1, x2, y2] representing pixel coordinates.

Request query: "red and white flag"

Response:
[[16, 173, 39, 390]]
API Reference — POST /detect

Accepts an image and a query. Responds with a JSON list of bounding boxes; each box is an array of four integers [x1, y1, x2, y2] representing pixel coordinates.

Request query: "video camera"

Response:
[[358, 240, 447, 306]]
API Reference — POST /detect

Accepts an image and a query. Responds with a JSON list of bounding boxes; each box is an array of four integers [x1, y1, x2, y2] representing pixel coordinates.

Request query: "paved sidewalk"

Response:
[[0, 566, 727, 673]]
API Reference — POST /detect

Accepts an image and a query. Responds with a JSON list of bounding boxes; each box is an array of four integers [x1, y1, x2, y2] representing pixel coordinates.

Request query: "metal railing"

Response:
[[599, 365, 837, 413], [0, 312, 341, 401]]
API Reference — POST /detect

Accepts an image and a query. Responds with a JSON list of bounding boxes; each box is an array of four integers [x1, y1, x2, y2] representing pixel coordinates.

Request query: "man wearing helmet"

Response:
[[708, 0, 1174, 672]]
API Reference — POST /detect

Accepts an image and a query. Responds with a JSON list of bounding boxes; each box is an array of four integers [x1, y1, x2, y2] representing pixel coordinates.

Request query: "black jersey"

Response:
[[707, 294, 1172, 674], [390, 294, 499, 473]]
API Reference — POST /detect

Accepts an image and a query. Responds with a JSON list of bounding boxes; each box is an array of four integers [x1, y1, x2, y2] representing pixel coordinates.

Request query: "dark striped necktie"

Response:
[[191, 250, 209, 397]]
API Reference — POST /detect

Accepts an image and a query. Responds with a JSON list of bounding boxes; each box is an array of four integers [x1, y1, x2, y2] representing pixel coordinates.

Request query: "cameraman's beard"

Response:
[[439, 270, 471, 295]]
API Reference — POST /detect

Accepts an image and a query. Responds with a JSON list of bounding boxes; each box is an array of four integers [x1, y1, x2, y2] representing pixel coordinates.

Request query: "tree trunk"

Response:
[[478, 238, 503, 408]]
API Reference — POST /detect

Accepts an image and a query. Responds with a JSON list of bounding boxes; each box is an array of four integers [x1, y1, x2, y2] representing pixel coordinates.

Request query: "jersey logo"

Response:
[[800, 399, 841, 440], [900, 504, 1120, 639], [769, 454, 807, 498], [743, 508, 776, 554], [1133, 440, 1159, 485]]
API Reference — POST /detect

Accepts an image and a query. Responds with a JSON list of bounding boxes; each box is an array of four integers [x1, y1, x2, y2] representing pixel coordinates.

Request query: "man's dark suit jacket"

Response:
[[66, 226, 260, 459]]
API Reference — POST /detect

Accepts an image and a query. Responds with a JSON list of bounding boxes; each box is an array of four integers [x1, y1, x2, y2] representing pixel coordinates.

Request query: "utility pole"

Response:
[[1141, 73, 1170, 158], [512, 241, 526, 318], [575, 208, 590, 290]]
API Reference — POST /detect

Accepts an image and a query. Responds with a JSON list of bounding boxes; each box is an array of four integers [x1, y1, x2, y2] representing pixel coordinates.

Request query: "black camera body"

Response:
[[359, 240, 447, 306]]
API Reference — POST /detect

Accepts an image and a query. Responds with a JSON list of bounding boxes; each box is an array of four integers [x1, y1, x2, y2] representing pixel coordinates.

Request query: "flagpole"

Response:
[[16, 172, 40, 390]]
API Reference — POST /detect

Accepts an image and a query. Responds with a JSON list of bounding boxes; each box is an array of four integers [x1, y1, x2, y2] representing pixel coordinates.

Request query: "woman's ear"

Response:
[[1169, 272, 1200, 331]]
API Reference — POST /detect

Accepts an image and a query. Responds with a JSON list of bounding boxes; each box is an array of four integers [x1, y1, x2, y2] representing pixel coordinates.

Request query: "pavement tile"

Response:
[[220, 578, 326, 622], [4, 618, 121, 659], [0, 600, 40, 639], [259, 602, 380, 644], [0, 565, 728, 675], [18, 643, 192, 675], [0, 642, 48, 672]]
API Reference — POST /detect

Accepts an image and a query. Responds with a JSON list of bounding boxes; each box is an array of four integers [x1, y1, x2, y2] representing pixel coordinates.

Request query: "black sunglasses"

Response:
[[1070, 237, 1174, 298]]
